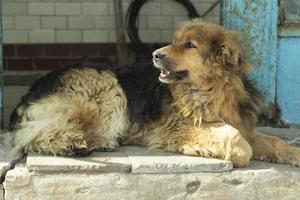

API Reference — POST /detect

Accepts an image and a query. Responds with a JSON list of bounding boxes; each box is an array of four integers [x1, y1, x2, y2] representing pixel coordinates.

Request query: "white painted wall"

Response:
[[3, 0, 220, 44]]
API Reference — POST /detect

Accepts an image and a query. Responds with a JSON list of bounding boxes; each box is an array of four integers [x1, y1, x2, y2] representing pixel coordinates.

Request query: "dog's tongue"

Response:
[[160, 69, 170, 78]]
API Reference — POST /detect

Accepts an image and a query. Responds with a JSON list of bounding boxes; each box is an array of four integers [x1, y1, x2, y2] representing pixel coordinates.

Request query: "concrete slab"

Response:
[[3, 161, 300, 200], [26, 146, 233, 174], [2, 130, 300, 199], [124, 146, 233, 173], [0, 132, 14, 176], [26, 147, 131, 173]]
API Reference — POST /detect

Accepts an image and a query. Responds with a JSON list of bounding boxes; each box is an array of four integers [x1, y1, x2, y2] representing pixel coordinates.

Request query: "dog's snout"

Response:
[[153, 51, 165, 61]]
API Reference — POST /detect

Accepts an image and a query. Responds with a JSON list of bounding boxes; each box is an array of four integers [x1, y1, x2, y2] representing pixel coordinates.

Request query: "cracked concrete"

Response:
[[124, 146, 233, 173], [3, 161, 300, 200], [1, 128, 300, 200], [26, 148, 131, 173]]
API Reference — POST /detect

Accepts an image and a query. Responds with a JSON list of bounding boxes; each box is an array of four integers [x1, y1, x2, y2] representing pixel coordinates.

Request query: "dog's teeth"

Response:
[[160, 72, 166, 78], [160, 69, 170, 78]]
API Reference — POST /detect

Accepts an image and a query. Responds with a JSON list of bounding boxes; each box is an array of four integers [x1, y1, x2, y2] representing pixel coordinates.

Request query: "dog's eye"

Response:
[[185, 41, 196, 49]]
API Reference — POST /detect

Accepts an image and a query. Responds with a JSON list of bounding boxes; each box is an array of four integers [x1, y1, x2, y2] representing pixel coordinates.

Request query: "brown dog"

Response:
[[150, 19, 300, 167], [11, 19, 300, 167]]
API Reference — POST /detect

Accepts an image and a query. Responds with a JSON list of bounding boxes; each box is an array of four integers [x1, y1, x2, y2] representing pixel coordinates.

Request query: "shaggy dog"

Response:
[[10, 19, 300, 167]]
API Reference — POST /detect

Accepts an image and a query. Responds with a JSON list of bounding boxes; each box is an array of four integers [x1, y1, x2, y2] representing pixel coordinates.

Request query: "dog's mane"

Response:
[[170, 19, 262, 137]]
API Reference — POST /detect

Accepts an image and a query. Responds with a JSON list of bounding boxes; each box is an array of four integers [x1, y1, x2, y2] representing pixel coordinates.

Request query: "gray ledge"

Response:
[[124, 146, 233, 173], [3, 162, 300, 200], [26, 147, 131, 173], [26, 146, 233, 174]]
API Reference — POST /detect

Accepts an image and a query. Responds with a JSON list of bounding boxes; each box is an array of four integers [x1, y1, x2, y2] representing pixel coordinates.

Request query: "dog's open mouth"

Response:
[[159, 68, 189, 83], [160, 69, 170, 78]]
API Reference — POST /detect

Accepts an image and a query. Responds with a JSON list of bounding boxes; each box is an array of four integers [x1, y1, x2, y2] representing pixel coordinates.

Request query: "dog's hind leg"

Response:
[[142, 123, 253, 167], [12, 92, 128, 156], [250, 131, 300, 167], [12, 95, 95, 156]]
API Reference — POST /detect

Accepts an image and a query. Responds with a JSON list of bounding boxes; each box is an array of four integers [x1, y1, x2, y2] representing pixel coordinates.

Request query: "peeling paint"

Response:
[[222, 0, 278, 111], [223, 1, 300, 125]]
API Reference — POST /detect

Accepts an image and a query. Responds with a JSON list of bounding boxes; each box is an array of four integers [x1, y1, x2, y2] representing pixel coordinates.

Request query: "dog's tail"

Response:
[[251, 130, 300, 166], [11, 95, 99, 156]]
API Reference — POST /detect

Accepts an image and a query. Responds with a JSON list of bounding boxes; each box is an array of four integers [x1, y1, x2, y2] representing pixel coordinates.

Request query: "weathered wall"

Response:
[[222, 0, 278, 106], [222, 0, 300, 125], [3, 0, 220, 70], [3, 0, 219, 44]]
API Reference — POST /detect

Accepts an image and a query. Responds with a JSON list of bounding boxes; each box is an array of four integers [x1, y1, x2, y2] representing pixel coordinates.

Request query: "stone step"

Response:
[[26, 146, 233, 174], [1, 129, 300, 200], [26, 148, 131, 173], [3, 161, 300, 200], [124, 146, 232, 173]]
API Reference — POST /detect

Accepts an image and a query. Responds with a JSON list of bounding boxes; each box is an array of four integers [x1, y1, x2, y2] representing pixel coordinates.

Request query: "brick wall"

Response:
[[3, 0, 219, 43], [3, 0, 220, 70]]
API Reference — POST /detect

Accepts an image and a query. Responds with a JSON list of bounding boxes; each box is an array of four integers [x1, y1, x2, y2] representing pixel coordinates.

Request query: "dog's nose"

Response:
[[153, 51, 165, 61]]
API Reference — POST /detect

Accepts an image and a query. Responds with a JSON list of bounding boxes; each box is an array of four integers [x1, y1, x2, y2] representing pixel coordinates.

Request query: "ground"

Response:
[[0, 128, 300, 200]]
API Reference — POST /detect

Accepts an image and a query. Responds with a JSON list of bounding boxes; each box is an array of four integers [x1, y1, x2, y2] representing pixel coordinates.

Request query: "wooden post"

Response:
[[113, 0, 128, 65]]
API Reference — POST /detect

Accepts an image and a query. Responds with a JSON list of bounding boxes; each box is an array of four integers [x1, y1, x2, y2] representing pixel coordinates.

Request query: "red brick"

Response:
[[16, 44, 44, 57], [3, 45, 16, 57], [35, 58, 61, 70], [98, 43, 116, 56], [71, 44, 99, 57], [7, 58, 33, 70], [45, 44, 71, 57]]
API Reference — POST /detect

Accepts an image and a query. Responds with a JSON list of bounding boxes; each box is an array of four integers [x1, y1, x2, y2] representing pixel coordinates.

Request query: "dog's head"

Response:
[[153, 19, 250, 84]]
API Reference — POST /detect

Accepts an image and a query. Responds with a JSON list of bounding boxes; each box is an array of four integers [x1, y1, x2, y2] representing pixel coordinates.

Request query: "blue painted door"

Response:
[[276, 1, 300, 125], [222, 0, 300, 125], [277, 35, 300, 125]]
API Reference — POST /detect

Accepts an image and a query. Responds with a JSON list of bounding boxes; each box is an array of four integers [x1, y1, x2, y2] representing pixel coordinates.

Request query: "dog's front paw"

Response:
[[178, 144, 215, 158]]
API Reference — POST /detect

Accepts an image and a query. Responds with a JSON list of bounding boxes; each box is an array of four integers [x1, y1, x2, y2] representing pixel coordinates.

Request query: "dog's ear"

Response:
[[209, 32, 250, 75], [219, 41, 243, 67]]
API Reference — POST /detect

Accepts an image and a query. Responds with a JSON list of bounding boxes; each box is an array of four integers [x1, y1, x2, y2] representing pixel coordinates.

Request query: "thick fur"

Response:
[[11, 67, 129, 156], [10, 19, 300, 167]]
